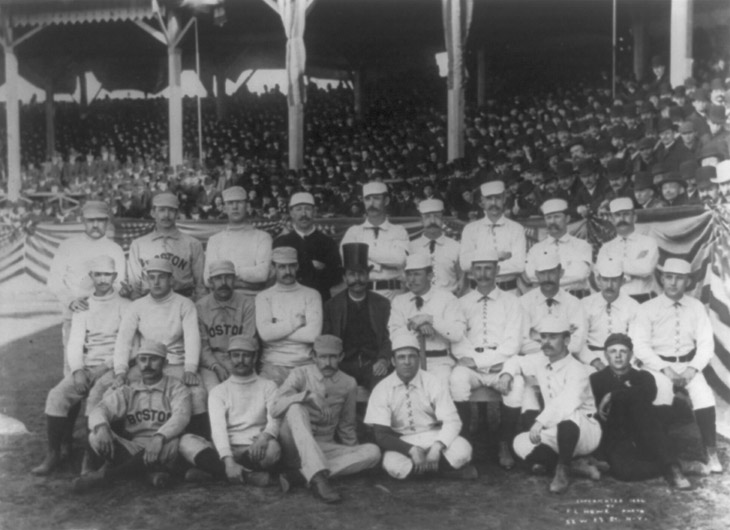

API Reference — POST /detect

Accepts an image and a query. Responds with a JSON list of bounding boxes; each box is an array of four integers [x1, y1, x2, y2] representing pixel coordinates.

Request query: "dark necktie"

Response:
[[414, 296, 424, 310], [429, 240, 436, 254], [546, 298, 556, 308], [370, 226, 380, 239]]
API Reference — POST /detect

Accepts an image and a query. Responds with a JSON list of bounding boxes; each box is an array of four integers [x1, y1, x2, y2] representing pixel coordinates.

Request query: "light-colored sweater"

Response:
[[208, 375, 279, 458], [114, 291, 201, 374]]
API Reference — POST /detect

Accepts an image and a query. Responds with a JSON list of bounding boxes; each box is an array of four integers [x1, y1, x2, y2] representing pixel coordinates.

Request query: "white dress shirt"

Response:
[[452, 287, 523, 369], [204, 224, 272, 294], [596, 231, 659, 296], [519, 288, 586, 356], [340, 219, 409, 281], [364, 370, 461, 447], [459, 215, 526, 281], [389, 287, 466, 351], [579, 291, 639, 365], [630, 294, 714, 373], [409, 234, 462, 294]]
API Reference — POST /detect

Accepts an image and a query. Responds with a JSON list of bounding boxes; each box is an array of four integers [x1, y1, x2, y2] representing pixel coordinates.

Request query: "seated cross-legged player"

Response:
[[32, 255, 130, 476], [73, 342, 198, 493], [179, 336, 283, 488], [365, 333, 477, 481], [505, 315, 602, 494], [272, 335, 381, 504]]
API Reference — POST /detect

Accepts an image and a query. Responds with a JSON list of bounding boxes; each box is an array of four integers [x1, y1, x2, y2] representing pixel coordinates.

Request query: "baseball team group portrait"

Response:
[[1, 0, 730, 529]]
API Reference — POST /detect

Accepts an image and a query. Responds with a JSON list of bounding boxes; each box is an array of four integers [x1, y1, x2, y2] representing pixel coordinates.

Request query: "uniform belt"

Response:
[[630, 293, 656, 304], [568, 288, 591, 299], [587, 345, 604, 352], [474, 346, 497, 353], [368, 279, 402, 290], [659, 349, 696, 364], [425, 349, 448, 358]]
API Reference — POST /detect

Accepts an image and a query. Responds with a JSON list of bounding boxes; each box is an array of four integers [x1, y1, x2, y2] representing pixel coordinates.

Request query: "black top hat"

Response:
[[342, 243, 371, 272]]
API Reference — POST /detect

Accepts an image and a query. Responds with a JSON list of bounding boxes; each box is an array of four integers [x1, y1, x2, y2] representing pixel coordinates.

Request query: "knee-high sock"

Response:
[[187, 413, 211, 440], [64, 402, 82, 445], [695, 407, 717, 448], [499, 404, 520, 443], [520, 410, 539, 433], [455, 402, 472, 439], [46, 415, 68, 453], [193, 448, 226, 479], [525, 444, 558, 471], [556, 420, 579, 465]]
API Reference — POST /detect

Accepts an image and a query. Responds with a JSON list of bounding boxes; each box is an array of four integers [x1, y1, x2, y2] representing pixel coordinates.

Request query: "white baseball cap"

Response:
[[471, 249, 499, 264], [289, 192, 315, 208], [418, 199, 444, 214], [712, 160, 730, 184], [480, 180, 505, 197], [222, 186, 247, 202], [87, 255, 116, 274], [391, 332, 420, 353], [534, 249, 561, 272], [363, 181, 388, 197], [661, 258, 691, 275], [609, 197, 634, 213], [540, 198, 569, 216], [595, 256, 623, 278], [405, 254, 432, 271]]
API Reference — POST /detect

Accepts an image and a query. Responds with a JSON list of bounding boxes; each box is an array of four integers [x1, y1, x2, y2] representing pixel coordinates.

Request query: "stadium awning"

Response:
[[0, 0, 156, 27]]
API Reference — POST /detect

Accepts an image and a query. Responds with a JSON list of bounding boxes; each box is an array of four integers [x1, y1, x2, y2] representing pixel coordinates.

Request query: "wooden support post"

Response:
[[670, 0, 693, 87], [4, 42, 20, 201], [167, 13, 183, 168], [446, 0, 465, 161], [477, 47, 486, 106], [45, 79, 55, 160]]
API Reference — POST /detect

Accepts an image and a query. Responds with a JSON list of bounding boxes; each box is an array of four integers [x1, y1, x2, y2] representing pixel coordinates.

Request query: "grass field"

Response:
[[1, 320, 729, 530]]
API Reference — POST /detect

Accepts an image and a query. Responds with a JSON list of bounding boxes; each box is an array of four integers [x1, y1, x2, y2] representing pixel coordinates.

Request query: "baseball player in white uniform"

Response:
[[340, 181, 409, 300], [127, 192, 206, 300], [32, 255, 130, 476], [409, 199, 463, 295]]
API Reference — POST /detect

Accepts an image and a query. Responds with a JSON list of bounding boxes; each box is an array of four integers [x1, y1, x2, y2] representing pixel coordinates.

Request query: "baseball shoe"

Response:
[[707, 448, 723, 474], [665, 464, 691, 490], [549, 464, 570, 494], [184, 468, 214, 483], [570, 458, 601, 480], [678, 459, 711, 476], [72, 468, 108, 494], [147, 471, 172, 489], [31, 452, 61, 476], [310, 471, 342, 504], [442, 463, 479, 481], [498, 442, 515, 470], [279, 470, 306, 493], [243, 471, 274, 488]]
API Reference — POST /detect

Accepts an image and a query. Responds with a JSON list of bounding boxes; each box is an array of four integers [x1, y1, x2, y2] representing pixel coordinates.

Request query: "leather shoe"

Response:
[[72, 468, 108, 494], [549, 464, 570, 494], [665, 464, 691, 490], [498, 442, 515, 470], [442, 463, 478, 480], [310, 471, 342, 504], [707, 448, 723, 474]]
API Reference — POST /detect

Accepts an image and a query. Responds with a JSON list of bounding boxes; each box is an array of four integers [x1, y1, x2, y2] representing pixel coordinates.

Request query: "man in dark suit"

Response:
[[274, 192, 342, 302], [589, 333, 690, 488], [323, 243, 391, 391]]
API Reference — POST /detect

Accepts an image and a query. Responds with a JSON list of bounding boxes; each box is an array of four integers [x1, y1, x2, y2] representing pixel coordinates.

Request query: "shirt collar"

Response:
[[151, 228, 181, 241], [546, 353, 571, 372], [363, 219, 390, 230], [550, 233, 571, 244], [476, 287, 500, 302], [130, 376, 167, 393], [394, 370, 423, 390], [660, 293, 684, 307], [294, 226, 316, 238], [482, 215, 505, 227]]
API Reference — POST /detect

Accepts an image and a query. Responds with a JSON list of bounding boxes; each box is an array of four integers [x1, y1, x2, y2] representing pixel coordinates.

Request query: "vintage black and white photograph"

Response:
[[0, 0, 729, 528]]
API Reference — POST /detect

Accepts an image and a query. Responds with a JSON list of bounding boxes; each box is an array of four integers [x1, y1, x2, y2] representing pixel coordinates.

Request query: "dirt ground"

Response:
[[1, 323, 729, 530]]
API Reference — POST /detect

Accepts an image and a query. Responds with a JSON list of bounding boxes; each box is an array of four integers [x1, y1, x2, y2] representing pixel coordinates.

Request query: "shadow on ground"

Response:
[[1, 325, 729, 530]]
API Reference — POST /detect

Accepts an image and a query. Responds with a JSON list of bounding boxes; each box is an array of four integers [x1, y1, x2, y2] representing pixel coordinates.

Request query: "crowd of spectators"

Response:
[[1, 54, 730, 228]]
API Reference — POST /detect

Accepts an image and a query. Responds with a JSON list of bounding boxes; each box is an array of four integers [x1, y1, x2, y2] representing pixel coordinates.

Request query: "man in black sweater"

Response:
[[589, 333, 690, 488]]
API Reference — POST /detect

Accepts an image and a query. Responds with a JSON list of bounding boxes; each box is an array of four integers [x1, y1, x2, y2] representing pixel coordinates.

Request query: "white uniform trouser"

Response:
[[279, 404, 381, 482], [513, 411, 602, 460], [650, 365, 716, 410], [513, 354, 545, 412], [127, 364, 209, 414], [449, 366, 524, 406], [426, 356, 455, 389], [45, 366, 114, 417], [61, 316, 73, 376], [382, 430, 472, 480], [178, 434, 282, 470]]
